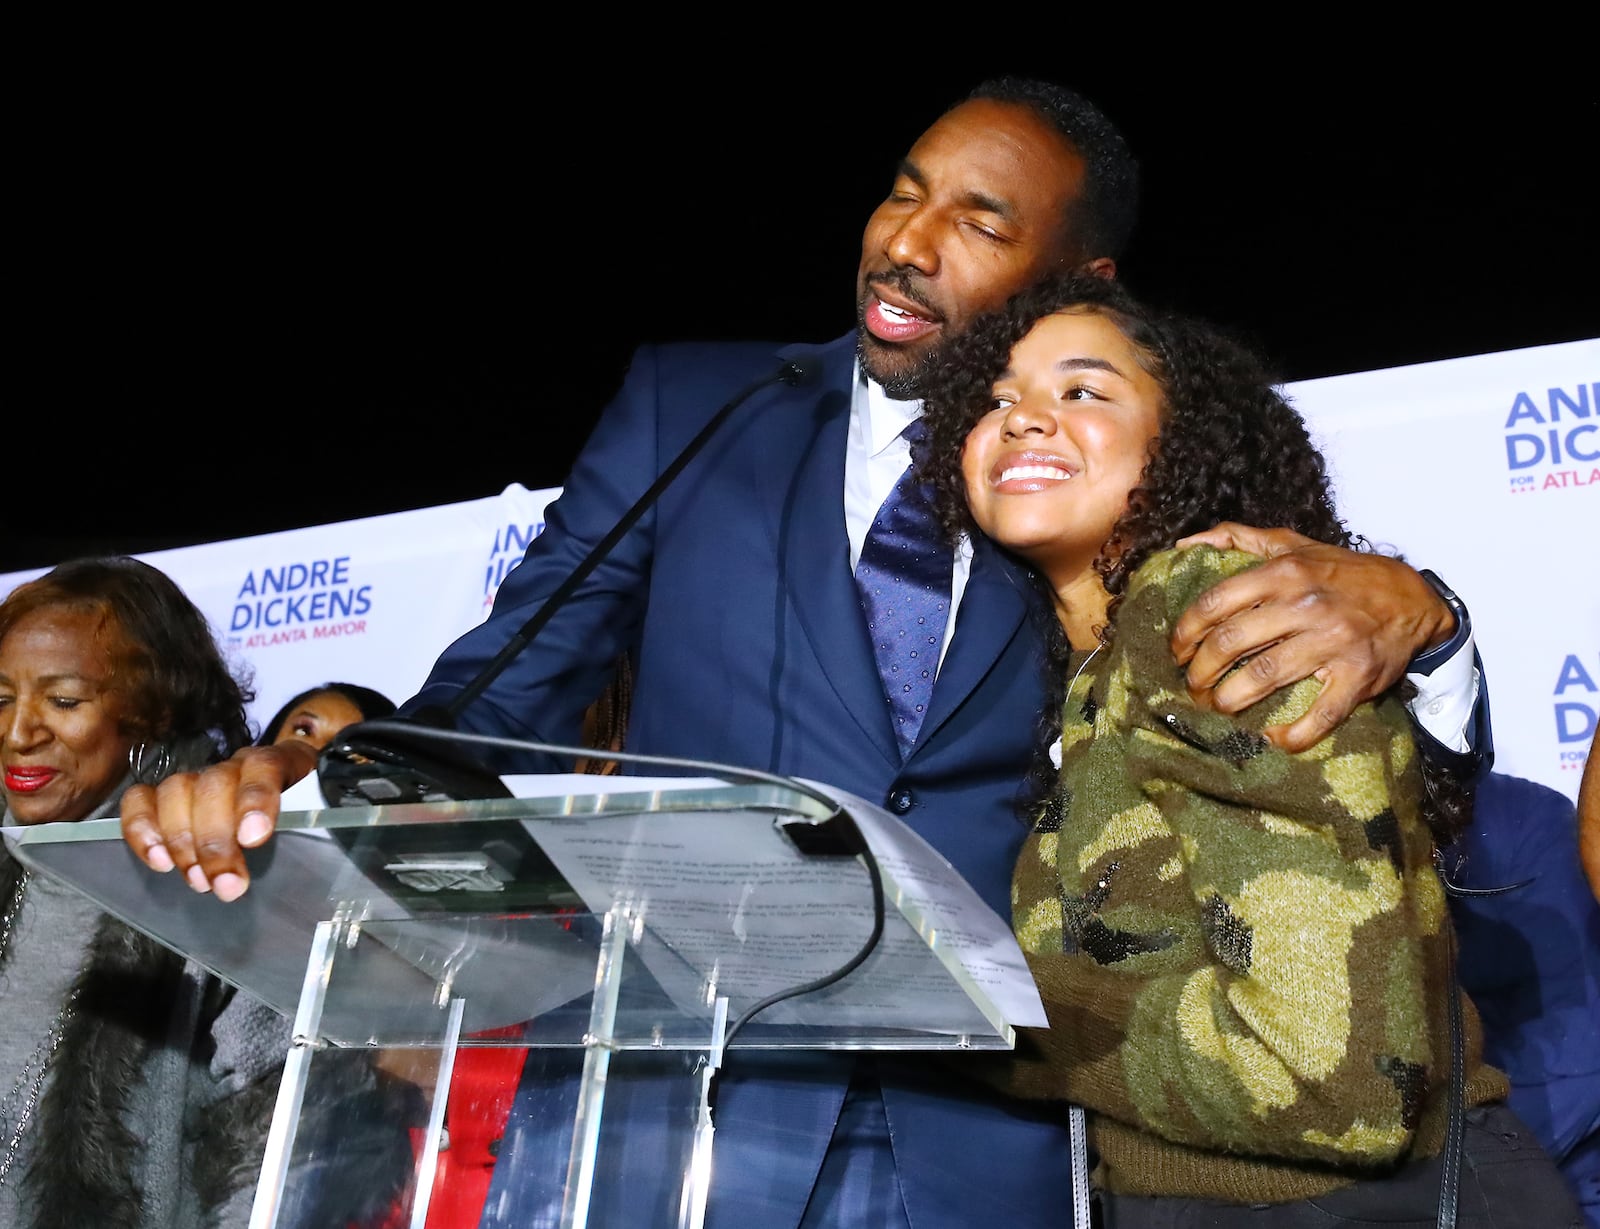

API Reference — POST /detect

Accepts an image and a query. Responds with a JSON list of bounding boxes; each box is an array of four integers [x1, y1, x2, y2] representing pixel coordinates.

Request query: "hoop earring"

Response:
[[128, 741, 174, 786]]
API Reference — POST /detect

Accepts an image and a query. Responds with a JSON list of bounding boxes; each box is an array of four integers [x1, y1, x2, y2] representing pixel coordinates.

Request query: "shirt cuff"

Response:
[[1405, 633, 1479, 753]]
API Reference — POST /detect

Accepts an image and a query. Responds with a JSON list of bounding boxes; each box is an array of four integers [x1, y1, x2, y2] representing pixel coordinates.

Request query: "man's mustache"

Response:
[[866, 272, 940, 320]]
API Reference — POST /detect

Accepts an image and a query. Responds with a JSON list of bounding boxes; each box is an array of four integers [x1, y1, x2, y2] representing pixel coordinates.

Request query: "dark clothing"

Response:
[[1097, 1104, 1583, 1227], [1448, 772, 1600, 1226]]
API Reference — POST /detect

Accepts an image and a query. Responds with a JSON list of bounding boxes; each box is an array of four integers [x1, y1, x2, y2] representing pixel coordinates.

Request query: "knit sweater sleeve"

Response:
[[1005, 544, 1443, 1169]]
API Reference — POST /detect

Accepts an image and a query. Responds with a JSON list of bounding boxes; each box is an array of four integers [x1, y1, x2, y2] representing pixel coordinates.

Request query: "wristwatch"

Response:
[[1410, 569, 1473, 676]]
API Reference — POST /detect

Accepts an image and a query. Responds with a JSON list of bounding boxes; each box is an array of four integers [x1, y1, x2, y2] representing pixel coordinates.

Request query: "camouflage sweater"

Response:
[[997, 545, 1507, 1203]]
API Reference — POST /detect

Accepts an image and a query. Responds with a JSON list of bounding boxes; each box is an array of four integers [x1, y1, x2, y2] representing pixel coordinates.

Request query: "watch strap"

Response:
[[1410, 569, 1472, 677]]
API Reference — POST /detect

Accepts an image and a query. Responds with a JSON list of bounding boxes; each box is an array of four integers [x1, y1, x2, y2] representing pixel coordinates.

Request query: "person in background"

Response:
[[1445, 771, 1600, 1226], [918, 270, 1579, 1225], [1580, 729, 1599, 904], [572, 653, 633, 776], [118, 76, 1492, 1227], [0, 556, 413, 1229], [256, 680, 397, 749], [0, 556, 272, 1228]]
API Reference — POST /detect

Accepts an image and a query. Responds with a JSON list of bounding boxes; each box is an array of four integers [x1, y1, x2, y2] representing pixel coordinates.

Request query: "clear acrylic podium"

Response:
[[8, 774, 1021, 1229]]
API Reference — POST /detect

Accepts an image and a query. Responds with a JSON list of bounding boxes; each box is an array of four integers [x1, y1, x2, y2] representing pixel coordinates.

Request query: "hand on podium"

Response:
[[120, 738, 320, 902]]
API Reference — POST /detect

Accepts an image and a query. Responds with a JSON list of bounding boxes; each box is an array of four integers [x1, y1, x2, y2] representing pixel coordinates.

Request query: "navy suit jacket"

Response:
[[407, 333, 1077, 1227], [1448, 772, 1600, 1223]]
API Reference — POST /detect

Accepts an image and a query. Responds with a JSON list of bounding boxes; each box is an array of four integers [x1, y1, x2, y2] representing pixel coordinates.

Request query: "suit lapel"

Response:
[[913, 533, 1034, 755], [754, 338, 1038, 769], [769, 339, 901, 768]]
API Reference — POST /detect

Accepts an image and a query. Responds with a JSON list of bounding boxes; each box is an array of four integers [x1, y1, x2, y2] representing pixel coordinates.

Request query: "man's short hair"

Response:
[[962, 76, 1141, 266]]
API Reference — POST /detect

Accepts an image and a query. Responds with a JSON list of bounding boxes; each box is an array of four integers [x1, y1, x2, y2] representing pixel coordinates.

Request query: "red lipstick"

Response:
[[4, 767, 58, 793]]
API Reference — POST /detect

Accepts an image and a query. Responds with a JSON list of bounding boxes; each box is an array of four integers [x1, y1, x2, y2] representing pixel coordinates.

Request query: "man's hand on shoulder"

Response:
[[1169, 523, 1457, 753], [119, 740, 320, 902]]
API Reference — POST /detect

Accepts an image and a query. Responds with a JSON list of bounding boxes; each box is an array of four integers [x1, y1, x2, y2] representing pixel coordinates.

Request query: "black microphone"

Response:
[[318, 355, 822, 808]]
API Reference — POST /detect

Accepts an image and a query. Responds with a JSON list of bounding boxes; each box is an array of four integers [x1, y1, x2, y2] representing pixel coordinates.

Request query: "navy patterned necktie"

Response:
[[855, 418, 953, 758]]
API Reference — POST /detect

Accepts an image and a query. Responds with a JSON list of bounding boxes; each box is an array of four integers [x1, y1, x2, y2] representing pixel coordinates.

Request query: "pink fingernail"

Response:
[[212, 873, 246, 903], [239, 812, 272, 846]]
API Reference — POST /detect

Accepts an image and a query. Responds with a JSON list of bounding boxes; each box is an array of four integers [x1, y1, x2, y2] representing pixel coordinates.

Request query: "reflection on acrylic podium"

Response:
[[9, 775, 1021, 1229]]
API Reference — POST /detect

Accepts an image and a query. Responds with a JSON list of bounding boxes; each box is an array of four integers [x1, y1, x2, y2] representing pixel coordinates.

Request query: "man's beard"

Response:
[[854, 317, 948, 401], [854, 271, 951, 399]]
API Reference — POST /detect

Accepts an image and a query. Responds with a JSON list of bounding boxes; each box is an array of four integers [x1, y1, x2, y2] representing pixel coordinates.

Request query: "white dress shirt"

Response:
[[842, 362, 1479, 750]]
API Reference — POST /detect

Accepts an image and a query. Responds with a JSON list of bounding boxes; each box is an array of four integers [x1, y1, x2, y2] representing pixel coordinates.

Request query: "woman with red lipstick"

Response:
[[0, 557, 416, 1228], [916, 275, 1582, 1228]]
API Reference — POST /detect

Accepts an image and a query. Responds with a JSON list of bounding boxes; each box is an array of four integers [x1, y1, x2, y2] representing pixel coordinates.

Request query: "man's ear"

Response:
[[1081, 256, 1117, 281]]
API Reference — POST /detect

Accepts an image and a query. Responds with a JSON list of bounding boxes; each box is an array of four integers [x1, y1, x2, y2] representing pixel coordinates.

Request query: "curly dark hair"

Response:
[[915, 272, 1472, 844], [0, 555, 255, 759], [920, 273, 1351, 578], [962, 77, 1141, 266]]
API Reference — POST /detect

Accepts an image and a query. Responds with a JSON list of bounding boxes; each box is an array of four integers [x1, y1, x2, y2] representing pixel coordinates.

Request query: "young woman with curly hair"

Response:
[[915, 274, 1582, 1227]]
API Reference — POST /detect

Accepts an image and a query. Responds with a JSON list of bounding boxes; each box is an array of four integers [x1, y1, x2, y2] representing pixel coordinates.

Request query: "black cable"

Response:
[[322, 718, 891, 1096], [1434, 846, 1535, 898], [724, 854, 884, 1049]]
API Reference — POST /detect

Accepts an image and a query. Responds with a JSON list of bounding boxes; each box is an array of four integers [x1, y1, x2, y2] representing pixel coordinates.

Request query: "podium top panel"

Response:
[[6, 776, 1029, 1049]]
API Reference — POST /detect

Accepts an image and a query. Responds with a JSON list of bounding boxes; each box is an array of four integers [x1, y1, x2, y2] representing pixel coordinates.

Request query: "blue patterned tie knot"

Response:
[[855, 419, 953, 758]]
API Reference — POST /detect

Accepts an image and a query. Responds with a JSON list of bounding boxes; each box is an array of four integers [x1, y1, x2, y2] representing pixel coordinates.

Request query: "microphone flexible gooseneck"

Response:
[[318, 355, 822, 806], [443, 355, 821, 725]]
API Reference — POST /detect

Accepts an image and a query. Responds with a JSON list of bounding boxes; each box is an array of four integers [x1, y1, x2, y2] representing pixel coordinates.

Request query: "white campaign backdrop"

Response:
[[1286, 337, 1596, 803], [3, 339, 1595, 802]]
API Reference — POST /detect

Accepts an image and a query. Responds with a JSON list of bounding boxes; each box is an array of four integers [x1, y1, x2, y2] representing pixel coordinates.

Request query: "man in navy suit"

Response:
[[1447, 772, 1600, 1225], [122, 76, 1489, 1227]]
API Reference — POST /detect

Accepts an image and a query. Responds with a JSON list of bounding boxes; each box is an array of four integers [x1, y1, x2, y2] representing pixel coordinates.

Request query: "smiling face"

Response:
[[269, 689, 365, 751], [961, 308, 1165, 600], [856, 98, 1091, 399], [0, 606, 139, 825]]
